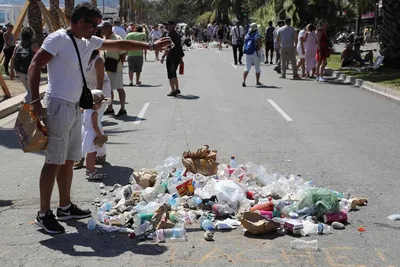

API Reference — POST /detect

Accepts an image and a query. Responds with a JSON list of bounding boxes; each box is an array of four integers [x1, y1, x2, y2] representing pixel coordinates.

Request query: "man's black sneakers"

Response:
[[116, 109, 127, 117], [35, 211, 65, 234], [56, 203, 91, 221]]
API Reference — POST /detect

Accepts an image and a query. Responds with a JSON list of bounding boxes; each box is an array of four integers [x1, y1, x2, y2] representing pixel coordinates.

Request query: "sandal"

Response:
[[86, 170, 104, 180], [96, 155, 106, 165], [73, 158, 84, 169]]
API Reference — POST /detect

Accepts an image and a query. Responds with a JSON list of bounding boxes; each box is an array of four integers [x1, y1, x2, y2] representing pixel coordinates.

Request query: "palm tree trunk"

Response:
[[380, 0, 400, 68], [50, 0, 61, 30], [64, 0, 74, 22], [28, 0, 43, 45]]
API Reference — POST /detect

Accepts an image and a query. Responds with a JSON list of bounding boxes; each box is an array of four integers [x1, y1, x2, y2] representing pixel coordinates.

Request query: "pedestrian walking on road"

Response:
[[242, 23, 262, 87], [231, 21, 244, 65], [99, 20, 127, 117], [126, 25, 146, 86], [316, 20, 330, 82], [264, 21, 275, 64], [150, 24, 163, 60], [161, 20, 185, 97], [28, 2, 171, 234], [304, 24, 317, 78], [277, 18, 299, 79]]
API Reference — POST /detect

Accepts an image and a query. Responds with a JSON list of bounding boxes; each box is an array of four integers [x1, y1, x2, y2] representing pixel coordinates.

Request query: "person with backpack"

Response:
[[10, 27, 39, 103], [242, 23, 262, 87]]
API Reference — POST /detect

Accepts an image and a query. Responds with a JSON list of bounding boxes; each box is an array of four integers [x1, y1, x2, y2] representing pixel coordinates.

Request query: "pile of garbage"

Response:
[[90, 145, 368, 246]]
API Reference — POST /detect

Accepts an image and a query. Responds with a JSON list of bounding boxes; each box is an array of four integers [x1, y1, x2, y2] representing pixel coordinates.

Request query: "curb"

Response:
[[0, 85, 47, 119], [330, 70, 400, 101]]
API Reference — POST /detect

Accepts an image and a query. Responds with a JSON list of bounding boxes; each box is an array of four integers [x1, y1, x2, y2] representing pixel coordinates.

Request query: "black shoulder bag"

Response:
[[103, 51, 120, 73], [67, 31, 93, 109]]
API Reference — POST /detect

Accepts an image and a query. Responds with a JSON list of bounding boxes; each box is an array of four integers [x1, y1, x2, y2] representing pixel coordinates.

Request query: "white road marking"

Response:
[[231, 63, 238, 69], [134, 102, 150, 124], [216, 50, 220, 54], [267, 99, 293, 122]]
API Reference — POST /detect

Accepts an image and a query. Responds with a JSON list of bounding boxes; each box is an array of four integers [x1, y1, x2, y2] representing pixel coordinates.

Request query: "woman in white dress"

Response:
[[303, 24, 318, 78], [74, 50, 111, 169], [81, 90, 108, 180], [296, 25, 307, 77]]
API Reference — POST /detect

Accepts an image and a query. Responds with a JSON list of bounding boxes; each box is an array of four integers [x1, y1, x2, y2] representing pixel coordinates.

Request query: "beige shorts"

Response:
[[43, 96, 82, 165], [107, 71, 124, 90]]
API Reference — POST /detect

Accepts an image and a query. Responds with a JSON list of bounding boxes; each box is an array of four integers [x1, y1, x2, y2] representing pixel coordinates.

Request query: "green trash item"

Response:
[[296, 188, 340, 217]]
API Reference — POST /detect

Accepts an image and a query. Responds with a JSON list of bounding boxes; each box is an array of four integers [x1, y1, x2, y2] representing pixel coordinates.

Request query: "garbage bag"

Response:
[[215, 180, 245, 205], [182, 145, 219, 176], [296, 188, 340, 217]]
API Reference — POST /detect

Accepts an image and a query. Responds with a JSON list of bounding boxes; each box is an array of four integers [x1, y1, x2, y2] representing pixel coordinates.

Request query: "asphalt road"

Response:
[[1, 46, 400, 267]]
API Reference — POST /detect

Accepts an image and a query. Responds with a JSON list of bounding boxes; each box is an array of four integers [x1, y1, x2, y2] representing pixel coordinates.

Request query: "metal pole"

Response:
[[102, 0, 105, 14]]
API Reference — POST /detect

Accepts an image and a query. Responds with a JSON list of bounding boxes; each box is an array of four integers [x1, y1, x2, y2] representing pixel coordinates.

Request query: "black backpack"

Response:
[[14, 41, 34, 74]]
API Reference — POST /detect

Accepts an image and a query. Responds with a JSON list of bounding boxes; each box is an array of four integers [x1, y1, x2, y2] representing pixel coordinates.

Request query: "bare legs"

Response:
[[39, 160, 74, 213]]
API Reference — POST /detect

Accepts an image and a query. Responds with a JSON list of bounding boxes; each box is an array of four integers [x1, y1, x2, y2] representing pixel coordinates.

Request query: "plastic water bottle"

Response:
[[199, 216, 214, 231], [134, 221, 151, 236], [99, 202, 113, 212], [87, 218, 96, 230], [290, 240, 319, 251], [229, 156, 238, 168], [187, 196, 203, 208], [169, 193, 179, 207], [155, 228, 187, 243]]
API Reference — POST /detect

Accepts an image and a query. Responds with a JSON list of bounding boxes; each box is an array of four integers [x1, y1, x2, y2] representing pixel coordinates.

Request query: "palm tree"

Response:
[[380, 0, 400, 68], [28, 0, 43, 45], [64, 0, 74, 22], [50, 0, 61, 29]]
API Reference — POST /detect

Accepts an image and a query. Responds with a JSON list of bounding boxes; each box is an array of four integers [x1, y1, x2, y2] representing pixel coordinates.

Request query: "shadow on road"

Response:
[[176, 94, 200, 100], [39, 220, 168, 257], [243, 231, 282, 240], [124, 83, 162, 88], [101, 120, 119, 127], [0, 128, 22, 149], [253, 85, 282, 89], [0, 200, 13, 207], [113, 115, 147, 123], [97, 163, 134, 186]]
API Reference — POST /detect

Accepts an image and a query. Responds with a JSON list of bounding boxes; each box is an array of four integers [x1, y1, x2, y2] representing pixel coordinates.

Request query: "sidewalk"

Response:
[[0, 84, 47, 119], [327, 69, 400, 101]]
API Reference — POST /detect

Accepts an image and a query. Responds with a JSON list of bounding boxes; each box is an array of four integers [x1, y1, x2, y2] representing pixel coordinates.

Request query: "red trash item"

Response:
[[250, 198, 274, 212], [179, 61, 184, 75]]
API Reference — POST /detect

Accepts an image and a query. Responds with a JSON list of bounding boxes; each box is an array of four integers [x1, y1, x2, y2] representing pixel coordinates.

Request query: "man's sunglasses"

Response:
[[84, 19, 99, 28]]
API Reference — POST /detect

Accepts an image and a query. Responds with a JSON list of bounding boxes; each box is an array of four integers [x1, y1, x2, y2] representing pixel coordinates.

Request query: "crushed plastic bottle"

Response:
[[187, 196, 202, 208], [134, 221, 151, 236], [301, 221, 331, 236], [87, 218, 96, 230], [290, 240, 319, 251], [155, 228, 187, 243], [99, 201, 113, 212], [199, 216, 214, 231]]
